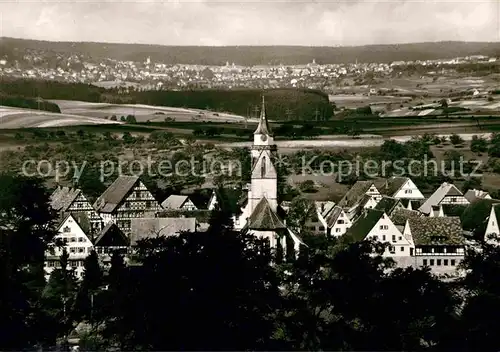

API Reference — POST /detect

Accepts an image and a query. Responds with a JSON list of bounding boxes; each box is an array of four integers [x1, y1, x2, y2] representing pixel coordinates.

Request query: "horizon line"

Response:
[[2, 36, 500, 48]]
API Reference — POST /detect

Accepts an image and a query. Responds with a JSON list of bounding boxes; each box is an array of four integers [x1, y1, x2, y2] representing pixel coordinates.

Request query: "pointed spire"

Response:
[[254, 95, 272, 136]]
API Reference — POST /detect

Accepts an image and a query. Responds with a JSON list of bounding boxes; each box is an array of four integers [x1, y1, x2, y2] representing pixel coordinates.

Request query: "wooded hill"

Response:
[[2, 37, 500, 65]]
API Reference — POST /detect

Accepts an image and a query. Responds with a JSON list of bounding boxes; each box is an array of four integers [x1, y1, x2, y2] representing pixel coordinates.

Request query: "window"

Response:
[[135, 191, 141, 198], [78, 237, 84, 242], [410, 248, 414, 256], [70, 247, 76, 253], [338, 219, 344, 224], [399, 236, 402, 241], [261, 156, 266, 178], [400, 247, 404, 252], [63, 226, 71, 233], [319, 226, 324, 231], [392, 235, 396, 242], [423, 259, 428, 266], [444, 259, 449, 266], [78, 248, 85, 253], [71, 261, 77, 267], [437, 259, 441, 266], [405, 189, 412, 194], [335, 228, 341, 233], [77, 202, 83, 208], [146, 201, 151, 208], [379, 225, 388, 230], [373, 235, 378, 240], [450, 197, 457, 202], [69, 237, 76, 242], [451, 260, 456, 266], [430, 259, 435, 266], [382, 235, 386, 241], [389, 246, 395, 253]]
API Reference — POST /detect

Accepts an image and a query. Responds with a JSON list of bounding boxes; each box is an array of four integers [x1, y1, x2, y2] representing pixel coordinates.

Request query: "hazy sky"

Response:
[[1, 0, 499, 46]]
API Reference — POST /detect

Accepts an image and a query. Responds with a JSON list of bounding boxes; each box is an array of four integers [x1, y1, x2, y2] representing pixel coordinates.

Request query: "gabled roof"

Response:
[[461, 198, 500, 232], [381, 176, 408, 196], [50, 186, 81, 212], [129, 217, 197, 246], [374, 196, 401, 215], [56, 213, 87, 236], [418, 182, 465, 214], [94, 222, 129, 247], [338, 181, 375, 208], [390, 208, 422, 226], [325, 206, 344, 228], [94, 176, 140, 213], [346, 209, 385, 242], [464, 189, 491, 203], [161, 195, 190, 209], [245, 197, 286, 231], [407, 217, 465, 246], [254, 95, 272, 136]]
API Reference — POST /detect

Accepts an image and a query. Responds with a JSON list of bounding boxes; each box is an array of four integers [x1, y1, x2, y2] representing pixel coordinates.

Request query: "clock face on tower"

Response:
[[260, 134, 268, 142]]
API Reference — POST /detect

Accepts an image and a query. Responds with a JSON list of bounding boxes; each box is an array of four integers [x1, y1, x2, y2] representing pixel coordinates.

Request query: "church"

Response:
[[234, 96, 304, 255]]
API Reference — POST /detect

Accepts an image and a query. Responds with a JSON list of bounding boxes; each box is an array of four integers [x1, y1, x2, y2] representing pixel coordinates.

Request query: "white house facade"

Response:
[[44, 214, 94, 280]]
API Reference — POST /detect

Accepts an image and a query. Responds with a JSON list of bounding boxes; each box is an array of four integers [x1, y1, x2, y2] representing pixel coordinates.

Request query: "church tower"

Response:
[[249, 96, 278, 213]]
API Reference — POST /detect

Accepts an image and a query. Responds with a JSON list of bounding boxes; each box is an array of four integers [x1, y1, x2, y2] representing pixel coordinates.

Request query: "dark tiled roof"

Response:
[[325, 206, 343, 228], [94, 222, 129, 247], [346, 209, 384, 242], [442, 204, 468, 217], [374, 196, 401, 215], [93, 176, 139, 213], [50, 186, 80, 212], [161, 195, 190, 209], [382, 177, 408, 196], [419, 182, 465, 214], [338, 181, 374, 208], [246, 198, 286, 231], [390, 208, 422, 226], [407, 217, 465, 246], [464, 189, 491, 203], [461, 198, 500, 231]]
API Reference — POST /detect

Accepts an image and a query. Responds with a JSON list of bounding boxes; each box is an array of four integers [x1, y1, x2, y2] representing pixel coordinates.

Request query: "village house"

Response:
[[337, 181, 382, 220], [44, 214, 94, 280], [403, 217, 466, 276], [418, 182, 469, 215], [50, 186, 104, 232], [93, 175, 160, 235], [464, 189, 492, 203], [161, 194, 198, 211], [346, 209, 414, 258], [379, 176, 425, 200], [93, 222, 129, 267], [323, 205, 352, 237]]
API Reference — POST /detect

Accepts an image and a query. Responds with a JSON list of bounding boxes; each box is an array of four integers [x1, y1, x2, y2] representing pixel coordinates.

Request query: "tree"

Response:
[[75, 250, 103, 324], [471, 135, 488, 153], [450, 133, 464, 145], [102, 230, 280, 351], [42, 249, 79, 347], [125, 115, 137, 124]]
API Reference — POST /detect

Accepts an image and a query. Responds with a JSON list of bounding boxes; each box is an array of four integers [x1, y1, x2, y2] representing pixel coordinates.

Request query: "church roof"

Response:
[[246, 197, 286, 231], [254, 95, 273, 136]]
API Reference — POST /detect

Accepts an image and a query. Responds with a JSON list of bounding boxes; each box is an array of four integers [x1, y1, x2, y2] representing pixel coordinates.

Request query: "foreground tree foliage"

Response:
[[3, 173, 500, 351]]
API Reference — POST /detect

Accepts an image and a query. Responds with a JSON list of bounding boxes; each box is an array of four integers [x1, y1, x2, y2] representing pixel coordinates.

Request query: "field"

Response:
[[50, 100, 254, 123], [0, 106, 122, 128]]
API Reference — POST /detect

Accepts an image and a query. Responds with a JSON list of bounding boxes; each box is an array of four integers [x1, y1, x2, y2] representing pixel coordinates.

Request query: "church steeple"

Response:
[[254, 95, 272, 136]]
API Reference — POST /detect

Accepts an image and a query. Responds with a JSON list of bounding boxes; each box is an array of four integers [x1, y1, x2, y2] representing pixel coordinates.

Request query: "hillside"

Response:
[[1, 79, 334, 121], [2, 37, 500, 65]]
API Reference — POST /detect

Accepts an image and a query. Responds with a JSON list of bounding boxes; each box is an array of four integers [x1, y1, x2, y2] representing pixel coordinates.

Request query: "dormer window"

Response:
[[63, 226, 71, 233]]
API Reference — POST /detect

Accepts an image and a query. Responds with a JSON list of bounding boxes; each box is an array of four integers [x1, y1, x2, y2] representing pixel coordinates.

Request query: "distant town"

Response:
[[0, 47, 497, 91]]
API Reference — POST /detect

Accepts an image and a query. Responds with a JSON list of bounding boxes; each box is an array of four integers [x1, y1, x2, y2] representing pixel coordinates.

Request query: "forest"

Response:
[[2, 173, 500, 351], [2, 37, 500, 64], [0, 78, 333, 121]]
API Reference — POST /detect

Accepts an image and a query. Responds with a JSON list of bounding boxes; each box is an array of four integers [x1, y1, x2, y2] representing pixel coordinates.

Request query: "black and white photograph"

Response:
[[1, 0, 500, 350]]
